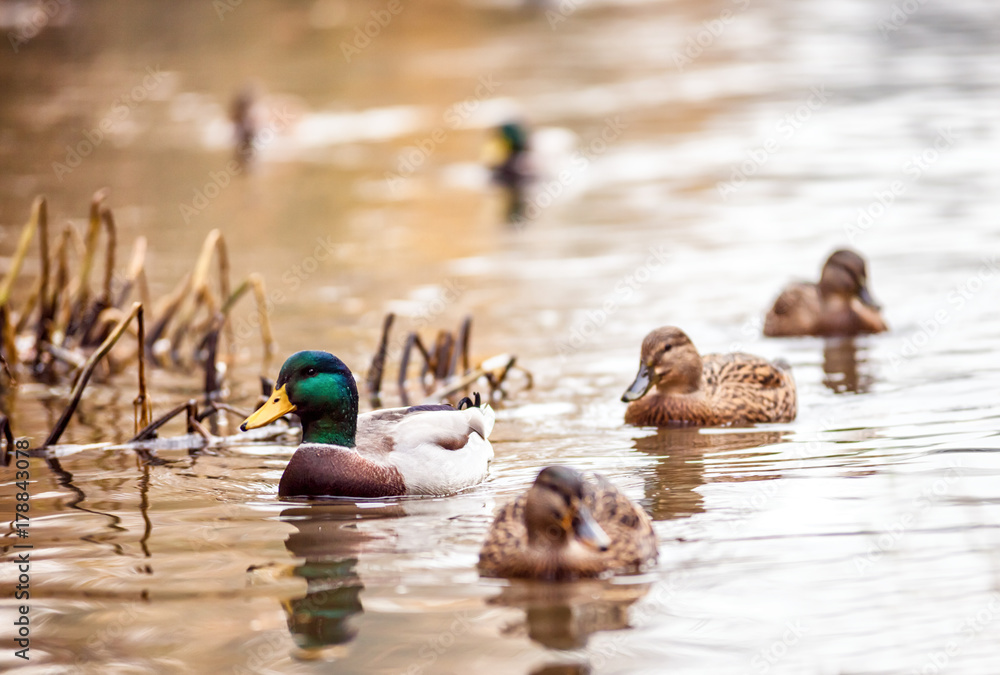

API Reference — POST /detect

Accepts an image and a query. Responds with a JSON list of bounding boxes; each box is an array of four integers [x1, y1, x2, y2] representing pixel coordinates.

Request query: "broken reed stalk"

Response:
[[99, 206, 117, 307], [68, 190, 108, 331], [0, 415, 13, 466], [134, 304, 151, 433], [366, 312, 395, 406], [0, 307, 17, 387], [433, 330, 454, 384], [398, 332, 430, 406], [165, 230, 229, 367], [0, 196, 44, 308], [32, 197, 52, 372], [454, 315, 471, 377], [145, 273, 191, 362], [200, 319, 221, 403], [77, 202, 118, 346], [43, 302, 141, 448], [130, 400, 190, 442], [113, 237, 147, 308], [248, 273, 274, 377]]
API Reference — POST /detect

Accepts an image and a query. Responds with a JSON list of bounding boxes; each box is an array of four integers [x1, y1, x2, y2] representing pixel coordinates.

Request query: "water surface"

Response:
[[2, 1, 1000, 673]]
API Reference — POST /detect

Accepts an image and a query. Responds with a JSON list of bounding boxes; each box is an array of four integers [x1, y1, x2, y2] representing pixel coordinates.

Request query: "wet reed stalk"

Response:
[[134, 304, 151, 432]]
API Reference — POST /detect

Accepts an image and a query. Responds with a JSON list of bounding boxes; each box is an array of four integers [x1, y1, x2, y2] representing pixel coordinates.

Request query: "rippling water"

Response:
[[2, 0, 1000, 673]]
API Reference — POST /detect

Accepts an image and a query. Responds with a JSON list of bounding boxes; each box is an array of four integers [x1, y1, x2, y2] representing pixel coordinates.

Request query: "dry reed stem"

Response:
[[70, 189, 108, 323], [134, 304, 151, 432], [248, 273, 274, 377], [43, 301, 141, 448], [0, 196, 44, 307], [366, 312, 395, 405]]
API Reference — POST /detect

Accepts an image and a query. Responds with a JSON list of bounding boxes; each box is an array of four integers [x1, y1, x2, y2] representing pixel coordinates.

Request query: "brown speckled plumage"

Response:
[[764, 249, 888, 337], [622, 326, 796, 427], [478, 467, 657, 580]]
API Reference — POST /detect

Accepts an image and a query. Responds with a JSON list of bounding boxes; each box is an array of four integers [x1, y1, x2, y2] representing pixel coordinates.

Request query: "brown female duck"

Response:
[[763, 249, 888, 337], [478, 466, 657, 580], [621, 326, 797, 427]]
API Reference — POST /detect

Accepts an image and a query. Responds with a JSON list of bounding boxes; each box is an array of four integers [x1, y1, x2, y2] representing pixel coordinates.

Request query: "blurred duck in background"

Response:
[[230, 84, 258, 168], [763, 249, 888, 337], [622, 326, 798, 427], [486, 121, 533, 224]]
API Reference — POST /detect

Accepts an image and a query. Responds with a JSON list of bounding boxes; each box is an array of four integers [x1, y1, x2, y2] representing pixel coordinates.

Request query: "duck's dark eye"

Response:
[[305, 367, 318, 377], [663, 345, 673, 353]]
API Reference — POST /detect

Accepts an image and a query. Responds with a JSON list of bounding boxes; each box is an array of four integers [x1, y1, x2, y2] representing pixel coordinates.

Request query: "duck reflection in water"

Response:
[[822, 337, 874, 394], [632, 427, 788, 522], [490, 578, 650, 652], [280, 502, 401, 656]]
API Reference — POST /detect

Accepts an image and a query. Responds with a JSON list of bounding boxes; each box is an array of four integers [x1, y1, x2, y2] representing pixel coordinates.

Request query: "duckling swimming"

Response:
[[241, 351, 494, 498], [478, 466, 657, 580], [763, 249, 888, 337], [622, 326, 797, 427]]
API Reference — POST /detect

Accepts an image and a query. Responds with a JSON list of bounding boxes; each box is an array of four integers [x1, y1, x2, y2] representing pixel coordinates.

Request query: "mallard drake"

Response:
[[763, 249, 888, 337], [486, 121, 533, 224], [241, 351, 495, 498], [621, 326, 797, 427], [488, 121, 532, 189], [478, 466, 657, 580]]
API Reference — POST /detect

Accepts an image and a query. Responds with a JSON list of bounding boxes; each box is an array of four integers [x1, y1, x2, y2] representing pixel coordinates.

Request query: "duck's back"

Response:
[[360, 404, 495, 495], [701, 353, 797, 424], [763, 282, 821, 336]]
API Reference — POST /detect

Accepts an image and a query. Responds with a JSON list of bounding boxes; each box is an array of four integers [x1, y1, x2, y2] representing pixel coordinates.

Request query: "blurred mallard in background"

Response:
[[485, 121, 533, 223], [488, 121, 532, 188], [622, 326, 797, 427], [763, 249, 888, 337], [479, 465, 657, 580], [241, 351, 494, 498]]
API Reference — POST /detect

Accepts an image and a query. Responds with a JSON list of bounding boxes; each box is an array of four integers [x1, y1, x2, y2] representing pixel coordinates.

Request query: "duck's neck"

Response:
[[299, 410, 357, 447]]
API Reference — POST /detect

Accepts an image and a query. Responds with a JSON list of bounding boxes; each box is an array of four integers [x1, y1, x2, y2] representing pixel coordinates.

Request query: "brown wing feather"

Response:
[[763, 282, 820, 336], [701, 353, 797, 424]]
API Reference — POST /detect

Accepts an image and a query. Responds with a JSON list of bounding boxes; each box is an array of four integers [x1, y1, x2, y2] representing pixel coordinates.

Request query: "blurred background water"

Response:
[[1, 0, 1000, 673]]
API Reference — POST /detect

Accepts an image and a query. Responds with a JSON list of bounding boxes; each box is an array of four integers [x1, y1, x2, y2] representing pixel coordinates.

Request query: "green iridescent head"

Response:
[[241, 351, 359, 446]]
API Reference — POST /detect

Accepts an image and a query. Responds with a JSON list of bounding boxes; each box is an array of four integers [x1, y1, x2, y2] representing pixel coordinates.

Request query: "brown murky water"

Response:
[[2, 0, 1000, 673]]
